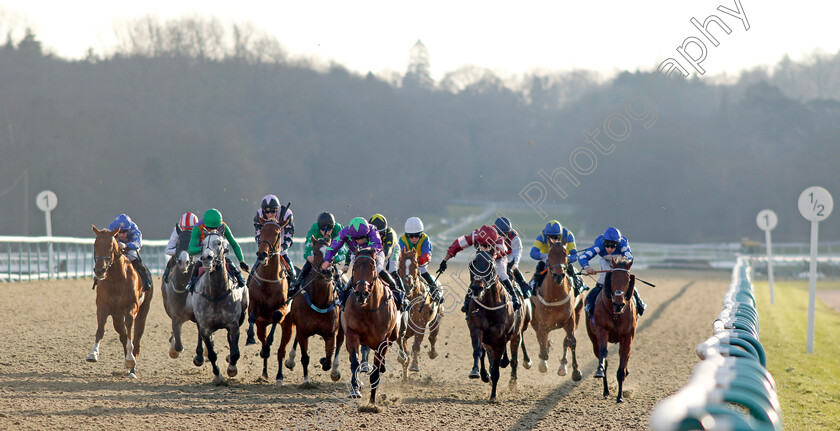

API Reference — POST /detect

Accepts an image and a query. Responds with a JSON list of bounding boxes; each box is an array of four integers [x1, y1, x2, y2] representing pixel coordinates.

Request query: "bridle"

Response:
[[94, 237, 119, 276], [607, 267, 631, 318]]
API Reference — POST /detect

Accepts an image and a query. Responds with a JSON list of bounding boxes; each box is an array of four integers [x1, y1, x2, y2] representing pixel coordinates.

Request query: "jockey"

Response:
[[252, 195, 297, 280], [437, 225, 522, 312], [529, 220, 586, 295], [97, 214, 153, 292], [493, 217, 532, 299], [369, 213, 399, 274], [288, 212, 347, 297], [321, 217, 407, 312], [185, 208, 249, 291], [162, 212, 198, 284], [392, 217, 443, 304], [579, 227, 646, 317]]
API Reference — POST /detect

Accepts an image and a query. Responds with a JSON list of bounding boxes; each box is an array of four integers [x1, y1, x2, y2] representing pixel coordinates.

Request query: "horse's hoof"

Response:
[[538, 360, 547, 374], [594, 369, 604, 378], [225, 354, 231, 363], [169, 348, 180, 359], [360, 362, 373, 374], [213, 375, 225, 386], [500, 358, 509, 368], [616, 397, 624, 404], [397, 355, 406, 365], [320, 357, 331, 371], [128, 371, 137, 380], [523, 360, 532, 370], [227, 365, 238, 377], [468, 369, 480, 379], [480, 371, 490, 383], [300, 378, 317, 389], [124, 358, 136, 369], [428, 350, 438, 360], [275, 379, 284, 388], [86, 353, 98, 363], [509, 379, 517, 390], [245, 335, 256, 346], [330, 371, 341, 382], [572, 370, 583, 381], [409, 363, 419, 372], [284, 357, 295, 370], [349, 388, 362, 399], [558, 365, 567, 377], [193, 356, 204, 367], [489, 397, 499, 404]]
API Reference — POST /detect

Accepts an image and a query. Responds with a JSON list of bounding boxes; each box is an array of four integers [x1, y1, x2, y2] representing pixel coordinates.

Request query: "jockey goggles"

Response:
[[407, 233, 422, 239], [604, 240, 619, 249], [545, 234, 560, 241]]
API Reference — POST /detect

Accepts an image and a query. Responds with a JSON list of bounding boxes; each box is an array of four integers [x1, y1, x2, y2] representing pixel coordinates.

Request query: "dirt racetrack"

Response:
[[0, 267, 729, 431]]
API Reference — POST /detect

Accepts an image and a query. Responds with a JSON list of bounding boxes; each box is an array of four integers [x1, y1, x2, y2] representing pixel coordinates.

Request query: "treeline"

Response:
[[0, 18, 838, 243]]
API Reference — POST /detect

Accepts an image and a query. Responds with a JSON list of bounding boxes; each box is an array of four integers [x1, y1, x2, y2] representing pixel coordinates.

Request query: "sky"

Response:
[[0, 0, 838, 80]]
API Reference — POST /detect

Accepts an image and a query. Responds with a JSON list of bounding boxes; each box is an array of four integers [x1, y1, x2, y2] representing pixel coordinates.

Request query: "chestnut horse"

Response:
[[277, 236, 344, 386], [87, 225, 153, 379], [341, 248, 401, 404], [585, 257, 637, 403], [396, 248, 441, 381], [466, 250, 525, 403], [188, 231, 249, 385], [245, 219, 293, 384], [161, 228, 198, 359], [530, 241, 583, 380]]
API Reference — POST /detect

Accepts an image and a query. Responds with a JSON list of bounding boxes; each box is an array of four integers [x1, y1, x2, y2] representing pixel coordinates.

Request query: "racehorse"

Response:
[[466, 250, 525, 403], [161, 227, 198, 359], [277, 236, 343, 386], [529, 241, 583, 380], [244, 219, 294, 384], [341, 247, 401, 405], [396, 248, 441, 381], [87, 225, 153, 379], [188, 230, 249, 385], [585, 257, 637, 403]]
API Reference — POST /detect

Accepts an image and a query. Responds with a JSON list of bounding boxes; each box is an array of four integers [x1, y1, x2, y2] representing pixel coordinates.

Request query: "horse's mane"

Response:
[[611, 256, 631, 269], [469, 250, 496, 280]]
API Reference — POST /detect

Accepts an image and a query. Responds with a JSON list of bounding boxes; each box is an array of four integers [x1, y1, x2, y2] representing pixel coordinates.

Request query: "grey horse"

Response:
[[161, 228, 199, 359], [187, 232, 249, 385]]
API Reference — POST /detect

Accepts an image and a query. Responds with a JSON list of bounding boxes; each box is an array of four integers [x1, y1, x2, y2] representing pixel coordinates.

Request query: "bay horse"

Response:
[[188, 231, 249, 385], [277, 236, 344, 387], [396, 248, 441, 381], [161, 228, 198, 359], [87, 225, 153, 379], [341, 247, 401, 405], [466, 250, 524, 403], [585, 257, 637, 403], [529, 241, 583, 380], [244, 219, 293, 384]]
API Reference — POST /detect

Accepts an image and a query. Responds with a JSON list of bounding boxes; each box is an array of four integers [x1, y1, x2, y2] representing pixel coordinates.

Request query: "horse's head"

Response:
[[547, 240, 569, 285], [605, 258, 635, 315], [201, 231, 227, 272], [311, 236, 331, 267], [256, 218, 287, 265], [351, 248, 378, 305], [399, 248, 421, 294], [176, 250, 192, 274], [468, 250, 497, 298], [92, 225, 120, 280]]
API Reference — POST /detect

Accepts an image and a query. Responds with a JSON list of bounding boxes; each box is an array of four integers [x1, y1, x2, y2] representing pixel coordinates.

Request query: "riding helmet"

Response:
[[317, 212, 335, 231], [405, 217, 424, 234], [543, 220, 563, 236], [494, 217, 512, 235], [347, 217, 370, 238], [369, 214, 388, 233], [179, 212, 199, 230], [203, 209, 223, 229], [603, 227, 622, 243], [261, 195, 280, 212]]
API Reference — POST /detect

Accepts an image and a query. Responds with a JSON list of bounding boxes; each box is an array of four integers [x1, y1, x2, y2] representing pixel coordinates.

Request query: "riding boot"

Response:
[[131, 258, 153, 292], [502, 279, 522, 310], [289, 261, 312, 297], [338, 280, 352, 306], [633, 289, 647, 316], [585, 283, 604, 317], [227, 258, 246, 287], [380, 270, 407, 312], [162, 259, 174, 284], [460, 293, 471, 313], [421, 272, 443, 304], [566, 265, 586, 296], [533, 261, 546, 295], [185, 262, 201, 292], [283, 254, 297, 280], [511, 267, 531, 299]]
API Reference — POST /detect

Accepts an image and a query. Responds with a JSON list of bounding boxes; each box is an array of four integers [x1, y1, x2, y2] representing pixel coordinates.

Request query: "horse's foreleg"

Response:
[[535, 327, 550, 374], [321, 331, 336, 372], [428, 313, 441, 359], [468, 329, 482, 379], [369, 347, 388, 405], [410, 330, 425, 373], [226, 323, 241, 378], [616, 337, 633, 403], [360, 345, 372, 374], [193, 329, 205, 367], [275, 319, 294, 385], [520, 332, 532, 369], [299, 334, 311, 385], [330, 324, 343, 382], [398, 327, 411, 381], [346, 333, 361, 399], [563, 318, 582, 381], [170, 319, 185, 358], [132, 288, 152, 360], [117, 314, 135, 369], [86, 309, 108, 362], [509, 334, 520, 389], [246, 311, 257, 346], [488, 345, 502, 403], [201, 328, 222, 385], [595, 345, 609, 398]]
